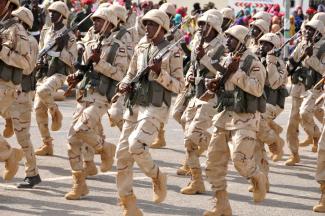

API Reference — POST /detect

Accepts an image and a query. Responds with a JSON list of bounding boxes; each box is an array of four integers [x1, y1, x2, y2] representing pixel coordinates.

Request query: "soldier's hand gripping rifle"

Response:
[[38, 12, 93, 60], [111, 37, 184, 104], [199, 45, 245, 102], [64, 35, 104, 97]]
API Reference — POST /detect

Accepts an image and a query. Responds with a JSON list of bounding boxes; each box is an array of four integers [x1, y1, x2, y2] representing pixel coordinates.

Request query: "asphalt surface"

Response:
[[0, 97, 322, 216]]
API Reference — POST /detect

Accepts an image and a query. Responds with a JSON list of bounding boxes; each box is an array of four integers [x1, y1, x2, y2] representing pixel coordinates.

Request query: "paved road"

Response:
[[0, 97, 322, 216]]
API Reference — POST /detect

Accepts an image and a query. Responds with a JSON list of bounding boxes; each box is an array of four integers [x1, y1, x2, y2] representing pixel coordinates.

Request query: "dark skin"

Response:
[[305, 26, 317, 56], [118, 20, 165, 93], [88, 17, 114, 64], [188, 21, 219, 84], [221, 17, 232, 32], [49, 10, 69, 51], [205, 34, 242, 92], [259, 40, 274, 57], [251, 25, 262, 43]]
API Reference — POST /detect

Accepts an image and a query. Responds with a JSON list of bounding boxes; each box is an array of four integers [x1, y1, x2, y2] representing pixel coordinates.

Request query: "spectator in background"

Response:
[[191, 2, 201, 16], [318, 4, 325, 12], [290, 15, 296, 36], [306, 7, 317, 20], [294, 6, 304, 32]]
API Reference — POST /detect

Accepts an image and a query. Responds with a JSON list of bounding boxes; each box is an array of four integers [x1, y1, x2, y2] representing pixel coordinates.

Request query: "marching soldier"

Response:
[[82, 4, 134, 176], [179, 9, 225, 195], [4, 7, 41, 188], [65, 7, 127, 199], [34, 1, 77, 156], [27, 0, 45, 41], [115, 9, 184, 215], [150, 2, 182, 149], [0, 0, 31, 180], [204, 25, 267, 215], [286, 19, 325, 166], [251, 33, 288, 193]]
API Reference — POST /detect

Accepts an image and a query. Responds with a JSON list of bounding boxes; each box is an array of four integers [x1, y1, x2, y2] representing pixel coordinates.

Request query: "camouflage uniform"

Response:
[[286, 20, 325, 165], [35, 1, 77, 156]]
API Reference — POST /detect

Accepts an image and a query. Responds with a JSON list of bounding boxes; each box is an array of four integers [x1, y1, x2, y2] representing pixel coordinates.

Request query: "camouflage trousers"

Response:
[[0, 81, 16, 162], [255, 104, 284, 176], [316, 120, 325, 183], [172, 90, 189, 129], [181, 98, 215, 169], [67, 92, 110, 171], [287, 88, 322, 154], [4, 91, 38, 176], [107, 94, 125, 130], [206, 127, 258, 192], [34, 74, 66, 143], [116, 105, 168, 196]]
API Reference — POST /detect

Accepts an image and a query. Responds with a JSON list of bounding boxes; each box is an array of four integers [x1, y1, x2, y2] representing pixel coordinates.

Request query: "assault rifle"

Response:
[[272, 30, 301, 57], [38, 12, 93, 60], [111, 37, 184, 104], [169, 16, 191, 35]]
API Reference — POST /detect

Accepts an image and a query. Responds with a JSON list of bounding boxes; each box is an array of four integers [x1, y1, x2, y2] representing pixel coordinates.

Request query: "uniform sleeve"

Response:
[[266, 55, 288, 89], [153, 48, 185, 94], [93, 43, 129, 81], [24, 36, 39, 75], [121, 47, 138, 84], [304, 45, 325, 75], [230, 59, 266, 97], [0, 25, 30, 70]]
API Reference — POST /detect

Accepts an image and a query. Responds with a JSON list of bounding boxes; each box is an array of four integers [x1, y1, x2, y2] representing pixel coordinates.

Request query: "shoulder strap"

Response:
[[106, 28, 128, 64], [316, 42, 325, 60], [240, 54, 255, 74]]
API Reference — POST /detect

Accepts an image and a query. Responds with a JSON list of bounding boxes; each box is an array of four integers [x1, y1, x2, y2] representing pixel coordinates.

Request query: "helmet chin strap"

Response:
[[204, 25, 213, 38], [151, 25, 162, 40]]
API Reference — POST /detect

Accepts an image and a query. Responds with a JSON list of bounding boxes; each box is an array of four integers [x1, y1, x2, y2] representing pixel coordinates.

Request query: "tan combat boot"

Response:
[[248, 176, 270, 193], [203, 190, 232, 216], [83, 161, 98, 177], [313, 183, 325, 212], [3, 148, 23, 181], [176, 164, 191, 176], [251, 172, 267, 202], [152, 169, 167, 203], [100, 142, 116, 172], [312, 137, 319, 153], [299, 136, 313, 147], [50, 106, 63, 131], [65, 170, 89, 200], [150, 123, 166, 149], [35, 140, 53, 156], [269, 137, 284, 162], [285, 153, 300, 166], [119, 194, 143, 216], [180, 168, 205, 195], [3, 118, 14, 138]]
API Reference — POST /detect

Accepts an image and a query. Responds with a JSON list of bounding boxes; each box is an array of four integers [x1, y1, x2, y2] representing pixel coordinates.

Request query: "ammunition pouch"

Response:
[[216, 87, 266, 113], [97, 74, 118, 101], [47, 57, 70, 77], [21, 71, 37, 92], [291, 66, 322, 90], [195, 77, 206, 98], [0, 59, 23, 85], [264, 86, 289, 109]]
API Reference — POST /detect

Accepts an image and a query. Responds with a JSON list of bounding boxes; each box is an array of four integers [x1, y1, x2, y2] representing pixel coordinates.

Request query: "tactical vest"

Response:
[[47, 57, 70, 77], [80, 28, 128, 101], [0, 19, 23, 85], [195, 45, 225, 98], [291, 43, 325, 90], [132, 39, 173, 108], [21, 71, 37, 92], [216, 55, 266, 113]]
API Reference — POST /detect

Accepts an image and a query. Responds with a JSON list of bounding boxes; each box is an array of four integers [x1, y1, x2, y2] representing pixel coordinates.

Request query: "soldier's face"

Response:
[[93, 17, 105, 34], [226, 34, 239, 52], [306, 26, 316, 41], [144, 20, 160, 39], [49, 10, 62, 23], [259, 40, 274, 56], [222, 18, 231, 31], [198, 21, 211, 37], [251, 25, 262, 38]]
